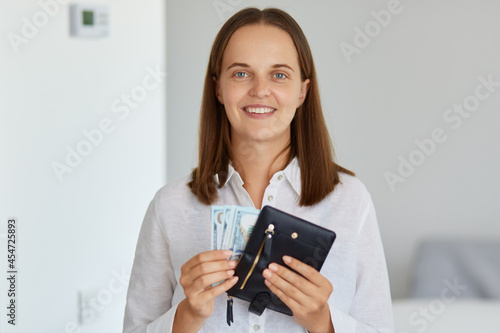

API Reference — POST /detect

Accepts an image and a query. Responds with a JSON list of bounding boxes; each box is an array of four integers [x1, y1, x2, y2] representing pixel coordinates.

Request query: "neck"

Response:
[[230, 136, 291, 208]]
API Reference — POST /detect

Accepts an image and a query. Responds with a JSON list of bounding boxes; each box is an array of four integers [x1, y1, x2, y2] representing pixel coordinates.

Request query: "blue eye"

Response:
[[235, 72, 247, 78], [274, 73, 286, 79]]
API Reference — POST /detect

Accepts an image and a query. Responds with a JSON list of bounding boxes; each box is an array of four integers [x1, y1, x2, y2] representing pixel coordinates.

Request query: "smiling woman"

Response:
[[216, 24, 308, 153], [123, 7, 394, 333], [190, 8, 354, 209]]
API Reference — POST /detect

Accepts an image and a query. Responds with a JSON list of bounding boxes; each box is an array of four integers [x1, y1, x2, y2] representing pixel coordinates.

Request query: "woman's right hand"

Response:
[[173, 250, 238, 332]]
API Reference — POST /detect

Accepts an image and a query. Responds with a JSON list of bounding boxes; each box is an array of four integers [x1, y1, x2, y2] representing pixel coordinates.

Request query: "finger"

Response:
[[265, 263, 316, 297], [182, 259, 236, 289], [263, 266, 311, 306], [282, 256, 333, 296], [264, 278, 301, 312], [282, 256, 324, 287], [183, 250, 233, 271], [185, 269, 236, 297], [188, 258, 237, 282], [197, 275, 239, 303], [180, 250, 233, 284]]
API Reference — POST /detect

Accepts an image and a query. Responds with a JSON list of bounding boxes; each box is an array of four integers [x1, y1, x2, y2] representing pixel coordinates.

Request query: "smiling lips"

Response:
[[243, 106, 276, 114]]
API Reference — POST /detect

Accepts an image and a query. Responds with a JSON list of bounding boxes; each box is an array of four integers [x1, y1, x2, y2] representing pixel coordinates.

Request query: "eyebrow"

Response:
[[225, 62, 295, 73]]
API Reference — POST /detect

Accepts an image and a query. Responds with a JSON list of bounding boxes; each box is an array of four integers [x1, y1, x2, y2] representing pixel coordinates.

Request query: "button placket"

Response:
[[262, 172, 282, 208], [263, 189, 277, 207], [248, 308, 266, 333]]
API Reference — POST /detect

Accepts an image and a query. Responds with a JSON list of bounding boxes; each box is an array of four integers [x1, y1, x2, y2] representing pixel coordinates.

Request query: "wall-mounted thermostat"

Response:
[[70, 4, 109, 37]]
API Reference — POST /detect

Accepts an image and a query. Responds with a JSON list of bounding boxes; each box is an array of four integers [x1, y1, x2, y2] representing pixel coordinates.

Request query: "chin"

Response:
[[246, 130, 288, 145]]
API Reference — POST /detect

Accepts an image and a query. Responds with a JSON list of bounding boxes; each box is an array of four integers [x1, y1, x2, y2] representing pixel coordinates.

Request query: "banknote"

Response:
[[227, 206, 260, 260], [211, 205, 260, 256], [211, 205, 260, 286], [211, 206, 225, 251], [220, 205, 235, 251], [211, 205, 228, 287]]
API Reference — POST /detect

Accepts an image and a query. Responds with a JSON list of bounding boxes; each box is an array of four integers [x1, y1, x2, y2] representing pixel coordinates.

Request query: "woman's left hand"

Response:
[[262, 255, 335, 333]]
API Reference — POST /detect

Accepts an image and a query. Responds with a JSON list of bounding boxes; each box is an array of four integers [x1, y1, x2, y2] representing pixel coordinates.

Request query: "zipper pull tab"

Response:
[[264, 224, 274, 257], [226, 295, 234, 326]]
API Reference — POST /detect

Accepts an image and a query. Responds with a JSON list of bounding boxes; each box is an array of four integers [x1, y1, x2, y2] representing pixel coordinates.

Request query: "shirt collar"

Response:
[[216, 156, 301, 196], [283, 156, 301, 196], [214, 163, 238, 187]]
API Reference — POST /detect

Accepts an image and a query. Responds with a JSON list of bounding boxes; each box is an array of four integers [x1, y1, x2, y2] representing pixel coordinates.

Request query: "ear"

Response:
[[213, 76, 223, 104], [296, 78, 310, 108]]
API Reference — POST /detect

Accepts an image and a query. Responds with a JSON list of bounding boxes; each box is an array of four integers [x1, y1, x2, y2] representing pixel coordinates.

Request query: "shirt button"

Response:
[[277, 175, 283, 181], [253, 324, 260, 331], [267, 195, 273, 202]]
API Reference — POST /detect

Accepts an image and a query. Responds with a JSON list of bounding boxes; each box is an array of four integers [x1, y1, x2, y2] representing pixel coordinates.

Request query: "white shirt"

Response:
[[123, 158, 394, 333]]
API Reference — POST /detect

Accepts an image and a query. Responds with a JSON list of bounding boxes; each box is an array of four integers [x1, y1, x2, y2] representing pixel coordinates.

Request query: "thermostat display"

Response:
[[70, 4, 109, 37]]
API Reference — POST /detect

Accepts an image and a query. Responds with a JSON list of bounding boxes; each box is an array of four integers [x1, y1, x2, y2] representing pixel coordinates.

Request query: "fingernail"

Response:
[[283, 256, 291, 264], [269, 263, 278, 272], [227, 269, 235, 276], [263, 269, 272, 278], [228, 260, 237, 268], [223, 250, 233, 257]]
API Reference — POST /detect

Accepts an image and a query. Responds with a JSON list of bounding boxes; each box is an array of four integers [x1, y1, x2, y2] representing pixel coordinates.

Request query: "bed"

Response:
[[394, 239, 500, 332], [393, 299, 500, 333]]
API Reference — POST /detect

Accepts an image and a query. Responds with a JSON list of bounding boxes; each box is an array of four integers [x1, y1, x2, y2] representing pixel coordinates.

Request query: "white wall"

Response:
[[0, 0, 166, 331], [167, 0, 500, 298]]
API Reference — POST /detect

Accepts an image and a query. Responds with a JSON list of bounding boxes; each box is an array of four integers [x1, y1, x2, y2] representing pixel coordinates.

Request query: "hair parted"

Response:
[[188, 7, 354, 206]]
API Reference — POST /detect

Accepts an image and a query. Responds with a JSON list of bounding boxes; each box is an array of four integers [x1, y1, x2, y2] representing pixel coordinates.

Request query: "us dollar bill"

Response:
[[211, 205, 260, 257], [227, 206, 260, 260], [211, 206, 225, 250], [220, 205, 236, 251]]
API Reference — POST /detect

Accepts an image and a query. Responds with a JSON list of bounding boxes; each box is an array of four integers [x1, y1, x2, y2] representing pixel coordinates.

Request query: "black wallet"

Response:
[[225, 206, 336, 325]]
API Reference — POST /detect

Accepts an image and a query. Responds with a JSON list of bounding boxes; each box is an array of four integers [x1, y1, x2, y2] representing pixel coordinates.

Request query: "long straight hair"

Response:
[[188, 7, 354, 206]]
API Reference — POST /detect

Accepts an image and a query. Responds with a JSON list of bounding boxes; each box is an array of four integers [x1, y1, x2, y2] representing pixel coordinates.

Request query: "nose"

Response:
[[249, 76, 270, 98]]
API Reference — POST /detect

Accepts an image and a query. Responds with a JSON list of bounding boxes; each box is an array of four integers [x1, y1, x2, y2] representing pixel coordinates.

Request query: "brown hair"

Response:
[[188, 7, 354, 206]]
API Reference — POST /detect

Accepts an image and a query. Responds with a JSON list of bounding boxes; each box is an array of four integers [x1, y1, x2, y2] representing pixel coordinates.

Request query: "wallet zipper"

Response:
[[226, 224, 275, 326], [239, 224, 274, 290], [226, 296, 233, 326]]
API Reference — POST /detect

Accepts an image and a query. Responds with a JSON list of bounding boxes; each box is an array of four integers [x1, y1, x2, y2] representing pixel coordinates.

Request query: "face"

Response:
[[216, 24, 310, 148]]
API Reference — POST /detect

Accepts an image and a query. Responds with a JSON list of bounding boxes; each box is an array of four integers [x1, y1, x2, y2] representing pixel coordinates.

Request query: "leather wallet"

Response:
[[225, 206, 336, 325]]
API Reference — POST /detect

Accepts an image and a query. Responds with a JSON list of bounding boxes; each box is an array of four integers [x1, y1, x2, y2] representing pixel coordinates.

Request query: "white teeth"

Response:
[[245, 107, 275, 114]]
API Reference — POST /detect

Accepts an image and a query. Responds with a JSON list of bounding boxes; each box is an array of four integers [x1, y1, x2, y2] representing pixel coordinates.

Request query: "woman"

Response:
[[123, 7, 393, 333]]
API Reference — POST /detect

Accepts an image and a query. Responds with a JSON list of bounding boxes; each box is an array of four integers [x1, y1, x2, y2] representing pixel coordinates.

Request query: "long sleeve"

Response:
[[122, 168, 394, 332], [329, 195, 394, 332], [123, 196, 178, 333]]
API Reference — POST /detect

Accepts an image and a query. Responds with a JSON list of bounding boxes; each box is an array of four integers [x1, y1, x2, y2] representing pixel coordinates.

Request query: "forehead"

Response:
[[221, 24, 300, 68]]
